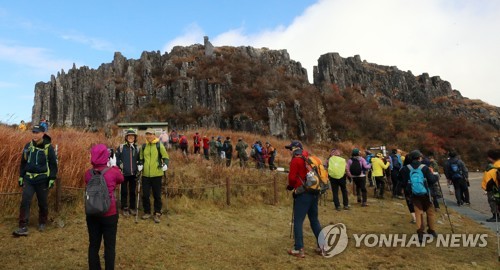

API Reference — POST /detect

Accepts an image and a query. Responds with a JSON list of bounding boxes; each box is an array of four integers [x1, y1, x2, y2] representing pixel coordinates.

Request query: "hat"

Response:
[[285, 140, 303, 150], [409, 150, 423, 161], [448, 151, 457, 158], [330, 148, 341, 156], [392, 149, 398, 154], [145, 128, 155, 134], [376, 153, 384, 158], [32, 125, 45, 133], [125, 128, 137, 136], [352, 148, 360, 156]]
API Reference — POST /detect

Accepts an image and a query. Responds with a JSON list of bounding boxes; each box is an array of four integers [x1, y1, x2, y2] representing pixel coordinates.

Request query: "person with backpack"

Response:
[[285, 140, 322, 258], [327, 148, 349, 210], [266, 142, 277, 170], [481, 149, 500, 222], [209, 136, 217, 161], [193, 132, 201, 155], [39, 119, 49, 133], [346, 148, 371, 206], [235, 138, 249, 168], [178, 134, 188, 157], [371, 153, 390, 199], [116, 128, 140, 217], [253, 141, 265, 169], [399, 150, 438, 242], [84, 144, 124, 270], [390, 149, 403, 199], [139, 128, 169, 223], [159, 130, 169, 149], [215, 136, 224, 164], [13, 125, 58, 237], [202, 135, 210, 160], [365, 150, 375, 187], [222, 137, 233, 167], [169, 129, 179, 150], [444, 151, 470, 206]]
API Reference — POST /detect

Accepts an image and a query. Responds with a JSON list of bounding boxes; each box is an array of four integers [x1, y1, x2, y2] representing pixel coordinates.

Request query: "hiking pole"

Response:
[[496, 208, 500, 262], [290, 197, 295, 239], [437, 177, 454, 233], [163, 170, 168, 218], [135, 172, 142, 223]]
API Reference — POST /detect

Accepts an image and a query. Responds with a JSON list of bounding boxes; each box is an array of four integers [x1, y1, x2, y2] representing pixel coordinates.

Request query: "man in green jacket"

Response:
[[139, 128, 169, 223]]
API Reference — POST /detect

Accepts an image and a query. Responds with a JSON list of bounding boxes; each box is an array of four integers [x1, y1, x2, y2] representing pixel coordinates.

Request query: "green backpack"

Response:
[[328, 156, 346, 179]]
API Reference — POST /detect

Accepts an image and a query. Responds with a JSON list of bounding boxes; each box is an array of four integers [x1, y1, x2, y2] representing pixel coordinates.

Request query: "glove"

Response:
[[108, 154, 117, 167], [286, 185, 294, 191], [18, 177, 23, 187], [138, 165, 143, 172], [162, 164, 168, 172], [48, 179, 55, 189]]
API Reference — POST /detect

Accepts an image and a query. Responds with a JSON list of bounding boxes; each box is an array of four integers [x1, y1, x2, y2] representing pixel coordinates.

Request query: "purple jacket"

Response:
[[346, 156, 371, 177], [85, 144, 124, 217]]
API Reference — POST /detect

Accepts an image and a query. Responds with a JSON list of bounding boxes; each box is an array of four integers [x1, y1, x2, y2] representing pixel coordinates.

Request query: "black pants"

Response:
[[391, 170, 401, 196], [330, 175, 349, 208], [86, 214, 118, 270], [226, 157, 232, 167], [268, 156, 276, 170], [375, 176, 385, 197], [452, 178, 469, 205], [142, 176, 163, 214], [19, 181, 49, 228], [353, 176, 367, 203], [120, 175, 137, 210]]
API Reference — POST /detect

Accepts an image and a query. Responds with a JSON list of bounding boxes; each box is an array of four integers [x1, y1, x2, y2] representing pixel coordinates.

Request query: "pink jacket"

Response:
[[85, 144, 124, 217]]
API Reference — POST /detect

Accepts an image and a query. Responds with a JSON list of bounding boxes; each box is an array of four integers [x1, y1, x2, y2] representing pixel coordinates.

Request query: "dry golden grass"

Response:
[[1, 126, 499, 269]]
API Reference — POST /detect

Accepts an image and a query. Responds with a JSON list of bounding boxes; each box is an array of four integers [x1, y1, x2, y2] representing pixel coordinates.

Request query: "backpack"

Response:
[[449, 161, 464, 181], [407, 164, 428, 196], [194, 136, 199, 145], [222, 142, 229, 152], [180, 137, 188, 145], [300, 155, 330, 194], [349, 158, 362, 176], [250, 147, 256, 158], [390, 154, 401, 170], [85, 167, 111, 216], [24, 142, 52, 179], [328, 156, 346, 179], [142, 142, 163, 167]]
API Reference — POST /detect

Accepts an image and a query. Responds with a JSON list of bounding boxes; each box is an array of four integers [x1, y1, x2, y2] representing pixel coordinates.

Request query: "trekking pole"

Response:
[[163, 170, 168, 217], [496, 209, 500, 262], [290, 198, 295, 239], [135, 172, 142, 223], [437, 178, 454, 233]]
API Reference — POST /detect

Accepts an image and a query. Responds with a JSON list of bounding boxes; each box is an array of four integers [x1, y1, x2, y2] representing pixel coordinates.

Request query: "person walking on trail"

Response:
[[235, 138, 249, 168], [285, 140, 322, 258], [85, 144, 124, 270], [371, 152, 390, 199], [422, 154, 441, 211], [347, 148, 371, 207], [13, 125, 58, 237], [266, 142, 277, 170], [390, 149, 403, 199], [116, 128, 140, 217], [365, 150, 375, 187], [444, 151, 470, 206], [253, 141, 265, 169], [399, 150, 438, 242], [202, 135, 210, 160], [215, 136, 224, 164], [327, 148, 349, 210], [169, 129, 179, 151], [222, 137, 233, 167], [179, 134, 189, 157], [193, 132, 201, 155], [159, 130, 169, 149], [138, 128, 169, 223], [481, 149, 500, 222], [209, 136, 217, 161]]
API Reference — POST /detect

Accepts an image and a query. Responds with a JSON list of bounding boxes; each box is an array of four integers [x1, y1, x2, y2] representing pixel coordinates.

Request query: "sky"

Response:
[[1, 0, 499, 124]]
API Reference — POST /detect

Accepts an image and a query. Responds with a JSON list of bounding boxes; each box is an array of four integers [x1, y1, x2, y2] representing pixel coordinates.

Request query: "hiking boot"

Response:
[[410, 219, 416, 224], [335, 207, 341, 211], [122, 208, 130, 217], [427, 230, 438, 238], [464, 202, 470, 206], [361, 202, 368, 207], [314, 247, 325, 256], [397, 196, 404, 200], [357, 198, 361, 203], [486, 215, 499, 222], [129, 209, 137, 215], [13, 227, 29, 237], [417, 233, 424, 243], [343, 205, 350, 210], [153, 213, 161, 223], [38, 224, 46, 232], [141, 214, 151, 220], [288, 248, 305, 258]]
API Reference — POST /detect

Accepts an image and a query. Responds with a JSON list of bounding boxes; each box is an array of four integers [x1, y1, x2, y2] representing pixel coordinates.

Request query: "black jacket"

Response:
[[20, 134, 58, 184], [399, 161, 437, 196]]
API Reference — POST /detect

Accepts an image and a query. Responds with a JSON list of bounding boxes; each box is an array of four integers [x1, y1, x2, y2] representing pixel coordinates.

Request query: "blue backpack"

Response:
[[407, 164, 428, 196], [449, 161, 463, 180]]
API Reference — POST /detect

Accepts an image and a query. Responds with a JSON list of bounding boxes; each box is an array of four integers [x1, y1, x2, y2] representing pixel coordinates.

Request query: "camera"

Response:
[[108, 148, 115, 159]]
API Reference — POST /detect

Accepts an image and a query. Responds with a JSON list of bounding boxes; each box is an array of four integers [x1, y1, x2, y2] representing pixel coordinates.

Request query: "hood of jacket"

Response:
[[91, 144, 109, 167]]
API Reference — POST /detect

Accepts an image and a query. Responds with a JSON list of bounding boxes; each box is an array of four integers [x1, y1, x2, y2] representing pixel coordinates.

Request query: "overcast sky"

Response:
[[1, 0, 499, 124]]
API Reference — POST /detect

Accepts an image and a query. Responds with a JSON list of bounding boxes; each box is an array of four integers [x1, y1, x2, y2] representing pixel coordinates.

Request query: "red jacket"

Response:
[[288, 150, 309, 189], [202, 137, 210, 149], [193, 134, 201, 147]]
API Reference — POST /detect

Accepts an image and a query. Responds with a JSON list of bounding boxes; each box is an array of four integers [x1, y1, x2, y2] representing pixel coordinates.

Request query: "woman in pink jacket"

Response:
[[85, 144, 124, 270]]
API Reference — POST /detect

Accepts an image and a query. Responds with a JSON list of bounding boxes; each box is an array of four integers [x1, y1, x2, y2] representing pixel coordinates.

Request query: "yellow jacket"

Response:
[[371, 157, 390, 177], [481, 160, 500, 191]]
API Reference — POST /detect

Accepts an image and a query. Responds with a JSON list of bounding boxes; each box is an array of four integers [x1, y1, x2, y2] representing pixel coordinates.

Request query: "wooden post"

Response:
[[273, 177, 278, 205], [55, 176, 61, 213], [226, 177, 230, 206]]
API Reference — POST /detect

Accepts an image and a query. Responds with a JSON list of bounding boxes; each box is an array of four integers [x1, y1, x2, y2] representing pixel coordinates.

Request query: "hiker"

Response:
[[193, 132, 201, 154], [253, 141, 265, 169], [235, 138, 249, 167], [179, 134, 188, 156], [209, 136, 217, 161], [399, 150, 438, 242], [116, 128, 140, 217], [365, 151, 374, 187], [169, 129, 179, 150], [326, 148, 349, 210], [18, 120, 27, 131], [85, 144, 124, 270], [346, 148, 371, 206], [13, 125, 58, 236], [371, 153, 390, 199], [139, 128, 169, 223], [444, 151, 470, 206], [390, 149, 403, 198], [481, 149, 500, 222], [222, 137, 233, 167], [399, 154, 417, 223], [39, 119, 48, 132], [266, 142, 277, 170], [202, 135, 210, 160], [422, 154, 441, 211], [285, 140, 322, 258], [159, 130, 169, 149], [215, 136, 224, 164]]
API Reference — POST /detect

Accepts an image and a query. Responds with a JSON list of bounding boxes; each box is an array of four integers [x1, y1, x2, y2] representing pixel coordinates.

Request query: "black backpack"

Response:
[[390, 154, 401, 170], [350, 158, 362, 176], [85, 167, 111, 216]]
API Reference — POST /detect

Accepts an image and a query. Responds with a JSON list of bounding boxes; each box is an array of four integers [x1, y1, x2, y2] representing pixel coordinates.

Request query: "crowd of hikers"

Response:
[[11, 122, 500, 266]]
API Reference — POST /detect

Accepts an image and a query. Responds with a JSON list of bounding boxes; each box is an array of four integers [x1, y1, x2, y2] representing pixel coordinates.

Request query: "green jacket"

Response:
[[140, 138, 169, 177]]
